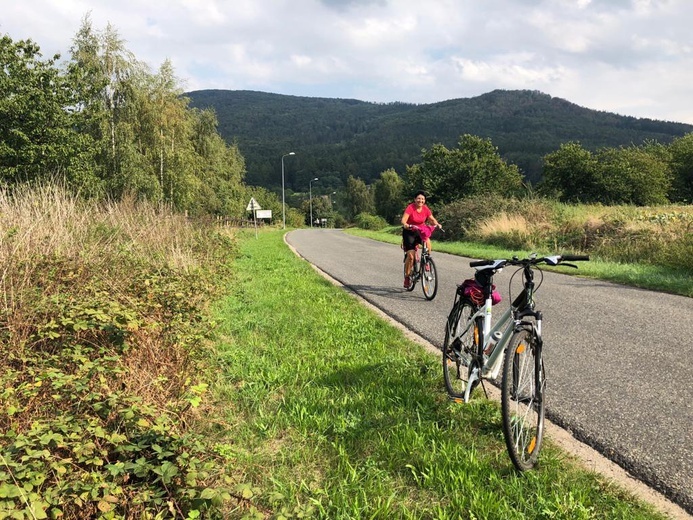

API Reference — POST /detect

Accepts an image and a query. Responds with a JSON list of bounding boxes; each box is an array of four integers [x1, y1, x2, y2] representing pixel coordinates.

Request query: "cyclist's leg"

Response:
[[402, 230, 419, 274], [402, 229, 418, 287], [404, 250, 415, 275]]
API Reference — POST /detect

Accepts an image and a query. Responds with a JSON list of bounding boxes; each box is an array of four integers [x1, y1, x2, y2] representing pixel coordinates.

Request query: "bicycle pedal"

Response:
[[449, 396, 465, 404]]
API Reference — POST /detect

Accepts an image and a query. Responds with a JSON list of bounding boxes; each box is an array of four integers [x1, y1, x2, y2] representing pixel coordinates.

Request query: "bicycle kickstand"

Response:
[[480, 380, 489, 400]]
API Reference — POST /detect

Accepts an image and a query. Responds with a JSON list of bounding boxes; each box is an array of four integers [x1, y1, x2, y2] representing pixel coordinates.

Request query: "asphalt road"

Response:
[[286, 228, 693, 514]]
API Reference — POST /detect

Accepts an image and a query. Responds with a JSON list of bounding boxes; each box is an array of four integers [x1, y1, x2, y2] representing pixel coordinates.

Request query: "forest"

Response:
[[3, 18, 693, 229], [186, 88, 693, 193]]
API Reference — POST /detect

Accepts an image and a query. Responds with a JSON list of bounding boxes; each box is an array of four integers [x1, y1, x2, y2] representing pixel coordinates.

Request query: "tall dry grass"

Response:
[[1, 184, 210, 315], [0, 183, 237, 517], [447, 197, 693, 271]]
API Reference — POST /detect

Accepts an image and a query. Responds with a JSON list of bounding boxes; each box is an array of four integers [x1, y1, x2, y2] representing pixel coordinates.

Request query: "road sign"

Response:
[[246, 197, 261, 211], [256, 209, 272, 219]]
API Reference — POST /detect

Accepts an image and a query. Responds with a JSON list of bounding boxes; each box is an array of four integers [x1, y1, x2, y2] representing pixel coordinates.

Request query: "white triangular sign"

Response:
[[246, 197, 261, 211]]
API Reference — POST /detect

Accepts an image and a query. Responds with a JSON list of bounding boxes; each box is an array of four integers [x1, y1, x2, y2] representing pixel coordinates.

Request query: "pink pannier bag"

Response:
[[414, 224, 437, 240], [460, 279, 502, 306]]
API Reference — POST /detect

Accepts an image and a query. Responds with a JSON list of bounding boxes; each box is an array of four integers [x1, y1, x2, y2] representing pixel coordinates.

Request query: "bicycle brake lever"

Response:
[[561, 263, 578, 269]]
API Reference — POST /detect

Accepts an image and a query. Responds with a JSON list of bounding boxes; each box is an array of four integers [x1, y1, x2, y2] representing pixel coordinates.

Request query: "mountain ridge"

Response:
[[186, 88, 693, 192]]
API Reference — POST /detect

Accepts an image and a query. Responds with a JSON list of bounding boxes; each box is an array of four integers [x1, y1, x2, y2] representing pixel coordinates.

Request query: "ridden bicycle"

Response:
[[403, 224, 440, 300], [442, 253, 589, 470]]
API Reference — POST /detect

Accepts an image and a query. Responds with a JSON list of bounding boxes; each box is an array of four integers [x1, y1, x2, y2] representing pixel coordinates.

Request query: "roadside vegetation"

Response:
[[1, 186, 678, 518], [349, 195, 693, 298], [210, 228, 671, 519], [0, 184, 237, 518]]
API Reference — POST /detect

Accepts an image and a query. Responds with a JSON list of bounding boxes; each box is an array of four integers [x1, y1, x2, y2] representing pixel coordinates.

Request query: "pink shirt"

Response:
[[404, 203, 432, 226]]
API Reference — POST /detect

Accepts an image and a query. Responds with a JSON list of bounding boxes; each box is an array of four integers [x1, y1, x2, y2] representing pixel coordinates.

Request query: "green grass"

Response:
[[346, 227, 693, 298], [209, 229, 669, 519]]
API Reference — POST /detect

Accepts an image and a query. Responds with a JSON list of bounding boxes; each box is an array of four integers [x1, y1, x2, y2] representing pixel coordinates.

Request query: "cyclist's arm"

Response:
[[401, 211, 412, 229], [426, 212, 442, 229]]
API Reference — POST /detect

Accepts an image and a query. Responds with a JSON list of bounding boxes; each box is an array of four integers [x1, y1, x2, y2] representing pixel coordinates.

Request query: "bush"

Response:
[[437, 194, 522, 242], [286, 207, 306, 228], [592, 210, 693, 270], [332, 212, 349, 228], [354, 212, 389, 230], [0, 184, 235, 518]]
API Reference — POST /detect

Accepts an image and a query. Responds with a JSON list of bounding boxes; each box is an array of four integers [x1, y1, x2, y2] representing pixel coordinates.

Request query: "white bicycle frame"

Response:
[[450, 262, 543, 401], [452, 294, 514, 379]]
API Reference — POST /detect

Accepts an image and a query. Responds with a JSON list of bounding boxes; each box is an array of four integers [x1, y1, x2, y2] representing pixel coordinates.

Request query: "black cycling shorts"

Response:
[[402, 228, 421, 252]]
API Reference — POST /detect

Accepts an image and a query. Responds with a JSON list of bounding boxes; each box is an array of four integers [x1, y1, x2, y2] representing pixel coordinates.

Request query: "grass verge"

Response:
[[209, 228, 669, 519], [345, 227, 693, 298]]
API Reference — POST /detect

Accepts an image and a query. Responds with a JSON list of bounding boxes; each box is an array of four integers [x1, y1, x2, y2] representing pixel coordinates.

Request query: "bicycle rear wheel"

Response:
[[421, 257, 438, 300], [442, 299, 476, 398], [501, 328, 545, 471]]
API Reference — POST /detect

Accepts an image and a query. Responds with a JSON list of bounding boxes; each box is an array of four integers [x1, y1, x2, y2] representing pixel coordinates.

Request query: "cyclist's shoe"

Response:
[[424, 263, 431, 272], [403, 276, 411, 289]]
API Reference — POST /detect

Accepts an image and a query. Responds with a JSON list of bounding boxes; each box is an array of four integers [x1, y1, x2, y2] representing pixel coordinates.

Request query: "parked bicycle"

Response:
[[403, 224, 441, 300], [442, 253, 589, 470]]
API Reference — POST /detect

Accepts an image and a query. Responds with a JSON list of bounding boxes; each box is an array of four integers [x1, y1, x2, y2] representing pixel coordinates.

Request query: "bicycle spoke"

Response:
[[501, 329, 545, 471], [442, 299, 476, 399]]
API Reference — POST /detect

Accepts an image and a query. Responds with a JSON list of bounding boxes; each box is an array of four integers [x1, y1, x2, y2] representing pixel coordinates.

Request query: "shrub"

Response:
[[436, 194, 510, 241], [0, 183, 236, 518], [592, 210, 693, 270], [436, 195, 693, 271], [354, 212, 389, 230], [286, 207, 306, 228]]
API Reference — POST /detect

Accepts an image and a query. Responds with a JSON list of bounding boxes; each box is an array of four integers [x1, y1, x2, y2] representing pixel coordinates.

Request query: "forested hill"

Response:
[[186, 88, 693, 192]]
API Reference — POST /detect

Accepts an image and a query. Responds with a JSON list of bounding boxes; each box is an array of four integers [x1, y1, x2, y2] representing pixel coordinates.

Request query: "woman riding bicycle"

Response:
[[401, 190, 442, 289]]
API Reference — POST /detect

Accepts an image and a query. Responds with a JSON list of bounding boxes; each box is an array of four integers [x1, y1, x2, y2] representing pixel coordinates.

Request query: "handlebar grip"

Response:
[[469, 259, 494, 267], [561, 255, 590, 261]]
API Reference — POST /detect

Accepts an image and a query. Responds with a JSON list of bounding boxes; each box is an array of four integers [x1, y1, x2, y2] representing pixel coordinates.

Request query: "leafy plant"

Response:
[[0, 185, 242, 518]]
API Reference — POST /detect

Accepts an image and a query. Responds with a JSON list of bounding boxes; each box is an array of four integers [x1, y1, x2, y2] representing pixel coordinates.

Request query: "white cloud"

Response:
[[1, 0, 693, 123]]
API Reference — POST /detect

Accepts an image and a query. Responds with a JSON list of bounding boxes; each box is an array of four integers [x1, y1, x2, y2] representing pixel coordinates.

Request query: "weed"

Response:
[[0, 183, 238, 518]]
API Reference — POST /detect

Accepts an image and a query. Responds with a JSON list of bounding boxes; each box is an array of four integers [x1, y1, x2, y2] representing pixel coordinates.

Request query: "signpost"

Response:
[[246, 198, 261, 239]]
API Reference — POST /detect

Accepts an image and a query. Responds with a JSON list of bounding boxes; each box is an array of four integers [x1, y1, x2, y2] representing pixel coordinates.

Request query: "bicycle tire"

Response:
[[421, 257, 438, 300], [501, 327, 545, 471], [442, 299, 476, 398], [463, 316, 485, 402]]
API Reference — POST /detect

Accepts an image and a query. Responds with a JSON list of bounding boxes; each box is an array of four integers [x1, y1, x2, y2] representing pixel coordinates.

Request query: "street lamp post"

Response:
[[309, 177, 319, 228], [281, 152, 295, 229]]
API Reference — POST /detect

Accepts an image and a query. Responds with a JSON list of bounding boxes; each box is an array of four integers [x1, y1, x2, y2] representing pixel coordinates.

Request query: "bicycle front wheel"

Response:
[[501, 328, 545, 471], [421, 257, 438, 300], [442, 299, 476, 398]]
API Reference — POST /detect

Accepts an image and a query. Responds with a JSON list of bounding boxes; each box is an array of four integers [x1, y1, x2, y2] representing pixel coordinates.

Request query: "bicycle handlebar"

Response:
[[406, 223, 443, 239], [469, 254, 590, 269], [469, 259, 495, 267], [407, 224, 442, 230], [560, 254, 590, 262]]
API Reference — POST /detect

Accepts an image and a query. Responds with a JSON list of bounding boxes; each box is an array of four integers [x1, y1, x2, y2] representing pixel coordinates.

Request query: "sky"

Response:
[[3, 0, 693, 124]]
